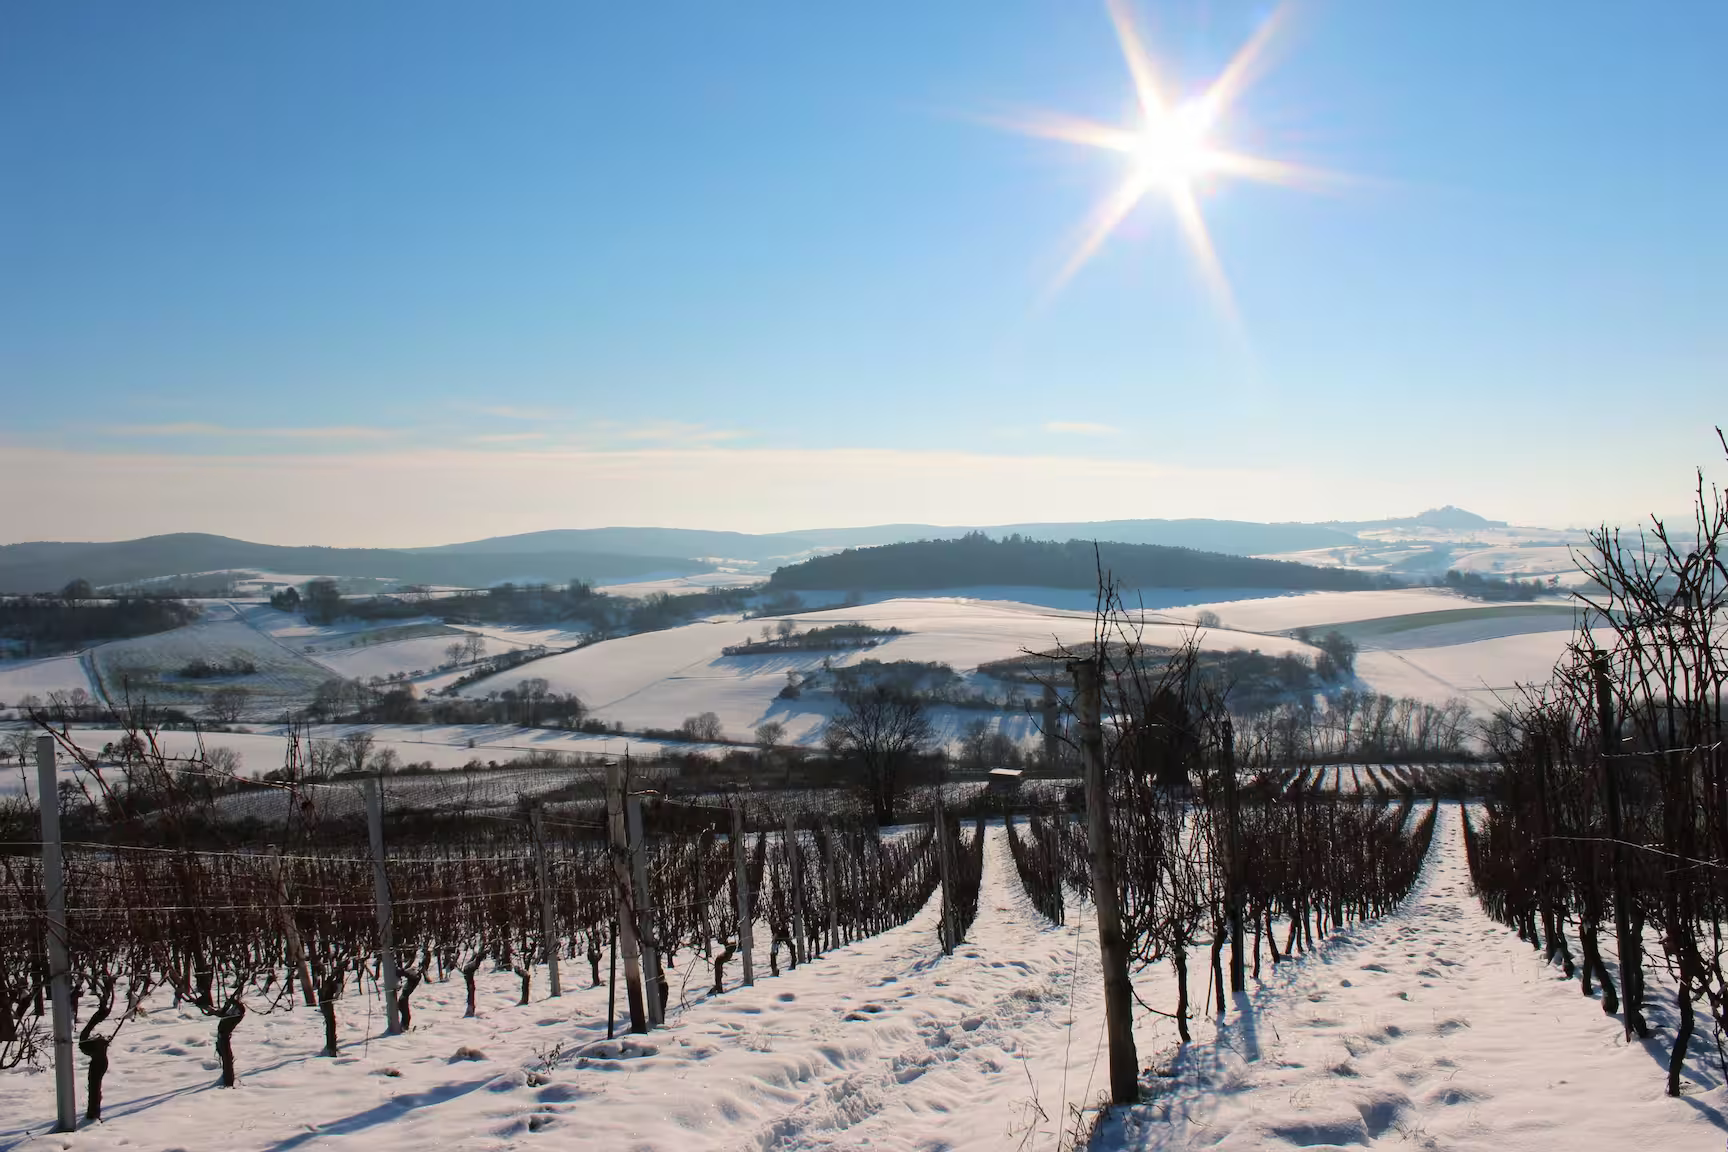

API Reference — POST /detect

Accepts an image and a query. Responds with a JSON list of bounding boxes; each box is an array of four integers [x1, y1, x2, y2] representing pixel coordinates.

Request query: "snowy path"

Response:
[[1103, 804, 1727, 1151]]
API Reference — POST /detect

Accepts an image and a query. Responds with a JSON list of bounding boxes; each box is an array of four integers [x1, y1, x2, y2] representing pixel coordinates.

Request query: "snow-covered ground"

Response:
[[597, 571, 767, 598], [0, 653, 95, 706], [1260, 524, 1596, 587], [1354, 628, 1609, 712], [0, 722, 730, 795], [4, 809, 1719, 1150], [1159, 588, 1564, 634], [87, 603, 335, 715], [457, 597, 1321, 746]]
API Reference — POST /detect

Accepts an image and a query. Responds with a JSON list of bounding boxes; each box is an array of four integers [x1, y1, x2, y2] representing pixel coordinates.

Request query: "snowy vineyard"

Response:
[[0, 734, 990, 1115], [2, 707, 1440, 1136]]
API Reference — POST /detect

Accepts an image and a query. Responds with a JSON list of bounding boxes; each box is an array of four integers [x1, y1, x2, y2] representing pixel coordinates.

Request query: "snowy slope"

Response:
[[457, 598, 1317, 746], [1354, 628, 1611, 711]]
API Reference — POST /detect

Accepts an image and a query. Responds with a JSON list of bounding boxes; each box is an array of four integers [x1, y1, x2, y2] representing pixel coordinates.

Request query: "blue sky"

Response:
[[3, 0, 1724, 544]]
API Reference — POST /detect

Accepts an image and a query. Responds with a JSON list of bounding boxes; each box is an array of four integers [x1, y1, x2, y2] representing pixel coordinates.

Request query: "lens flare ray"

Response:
[[995, 1, 1338, 306]]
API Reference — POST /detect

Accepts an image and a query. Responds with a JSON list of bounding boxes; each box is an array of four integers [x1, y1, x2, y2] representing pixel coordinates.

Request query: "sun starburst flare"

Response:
[[1000, 0, 1337, 310]]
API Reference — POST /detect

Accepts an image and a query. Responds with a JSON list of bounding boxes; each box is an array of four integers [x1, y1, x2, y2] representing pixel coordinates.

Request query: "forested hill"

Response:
[[766, 534, 1393, 593]]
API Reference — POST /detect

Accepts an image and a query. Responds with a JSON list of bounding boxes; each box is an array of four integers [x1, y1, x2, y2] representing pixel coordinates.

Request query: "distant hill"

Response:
[[766, 535, 1392, 594], [1338, 506, 1507, 532], [421, 518, 1359, 564], [0, 508, 1492, 594], [420, 527, 820, 563], [0, 534, 706, 594]]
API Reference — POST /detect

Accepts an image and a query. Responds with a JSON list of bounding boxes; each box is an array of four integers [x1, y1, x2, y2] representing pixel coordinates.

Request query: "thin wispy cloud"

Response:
[[615, 422, 751, 444], [471, 432, 549, 444], [101, 423, 399, 440], [473, 404, 569, 422], [1045, 421, 1121, 437]]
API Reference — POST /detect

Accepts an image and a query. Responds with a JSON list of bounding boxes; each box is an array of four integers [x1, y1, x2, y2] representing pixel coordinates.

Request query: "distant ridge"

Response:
[[0, 534, 704, 594], [0, 509, 1497, 594]]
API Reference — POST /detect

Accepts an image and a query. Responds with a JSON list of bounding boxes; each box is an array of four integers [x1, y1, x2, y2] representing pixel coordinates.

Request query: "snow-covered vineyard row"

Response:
[[2, 807, 1720, 1151]]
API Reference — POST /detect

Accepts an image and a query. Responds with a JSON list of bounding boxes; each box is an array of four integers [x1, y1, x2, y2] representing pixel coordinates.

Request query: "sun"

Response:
[[995, 0, 1331, 309], [1131, 99, 1218, 187]]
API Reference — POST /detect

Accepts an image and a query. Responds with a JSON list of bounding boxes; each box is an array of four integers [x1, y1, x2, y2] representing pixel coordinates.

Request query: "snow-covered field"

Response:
[[1260, 524, 1596, 587], [1354, 628, 1610, 712], [88, 604, 335, 715], [4, 808, 1719, 1151], [0, 653, 94, 706], [597, 571, 766, 598], [2, 586, 1597, 744], [1161, 587, 1565, 635], [0, 722, 729, 795], [456, 597, 1321, 746], [453, 591, 1594, 745]]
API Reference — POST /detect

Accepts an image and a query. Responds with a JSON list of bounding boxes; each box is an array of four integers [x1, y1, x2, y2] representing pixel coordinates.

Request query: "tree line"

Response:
[[0, 593, 197, 657], [767, 533, 1396, 593]]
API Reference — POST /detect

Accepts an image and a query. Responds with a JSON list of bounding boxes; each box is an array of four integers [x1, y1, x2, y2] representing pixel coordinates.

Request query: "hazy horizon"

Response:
[[1, 440, 1711, 548]]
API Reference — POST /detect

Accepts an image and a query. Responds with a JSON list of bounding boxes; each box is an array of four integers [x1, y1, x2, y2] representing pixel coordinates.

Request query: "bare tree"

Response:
[[339, 730, 375, 775], [209, 685, 251, 723], [681, 712, 724, 742], [824, 687, 933, 825]]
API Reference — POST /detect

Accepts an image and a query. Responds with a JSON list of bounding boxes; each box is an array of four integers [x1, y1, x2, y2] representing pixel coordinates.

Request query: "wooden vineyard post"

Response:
[[933, 786, 957, 953], [821, 822, 840, 951], [625, 778, 664, 1027], [606, 920, 619, 1038], [731, 803, 755, 986], [271, 846, 317, 1008], [530, 804, 562, 998], [362, 777, 403, 1035], [1595, 652, 1648, 1039], [1041, 681, 1061, 769], [1223, 718, 1245, 996], [606, 761, 648, 1033], [1074, 659, 1139, 1104], [785, 817, 807, 966], [37, 736, 76, 1131]]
